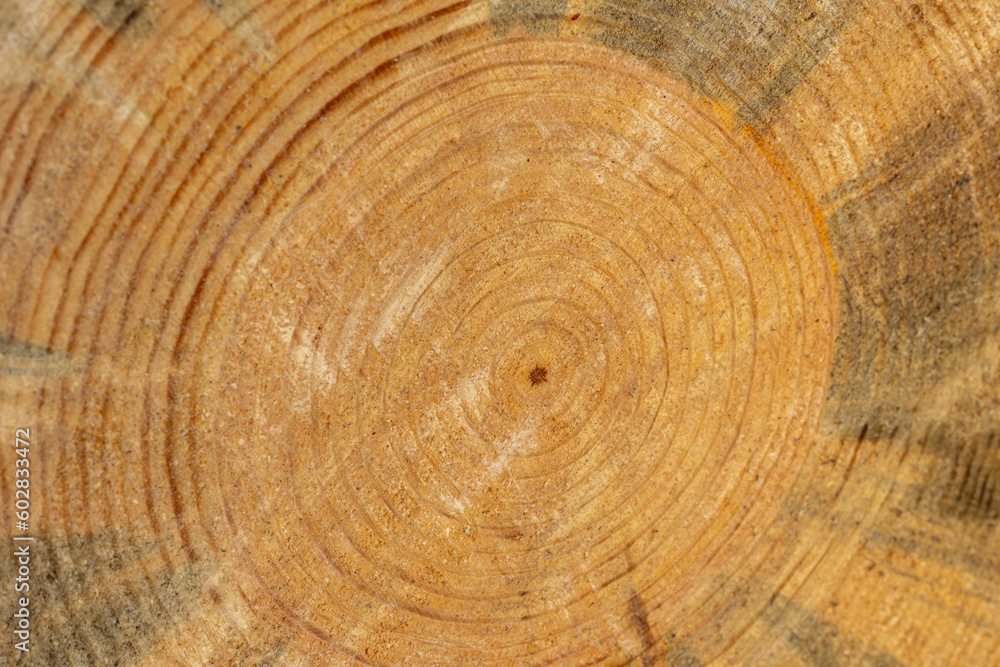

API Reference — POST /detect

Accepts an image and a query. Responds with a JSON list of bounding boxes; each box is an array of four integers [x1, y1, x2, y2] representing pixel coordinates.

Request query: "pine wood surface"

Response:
[[1, 0, 999, 664]]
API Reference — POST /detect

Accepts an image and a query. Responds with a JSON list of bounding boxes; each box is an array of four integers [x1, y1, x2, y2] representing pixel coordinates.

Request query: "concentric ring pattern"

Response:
[[208, 38, 834, 663], [1, 0, 999, 665]]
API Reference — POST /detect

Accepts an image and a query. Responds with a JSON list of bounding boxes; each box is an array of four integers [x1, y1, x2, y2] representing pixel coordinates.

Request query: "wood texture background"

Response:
[[0, 0, 998, 664]]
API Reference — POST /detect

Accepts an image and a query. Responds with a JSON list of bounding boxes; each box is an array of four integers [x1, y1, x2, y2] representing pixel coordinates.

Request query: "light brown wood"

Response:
[[1, 0, 998, 665]]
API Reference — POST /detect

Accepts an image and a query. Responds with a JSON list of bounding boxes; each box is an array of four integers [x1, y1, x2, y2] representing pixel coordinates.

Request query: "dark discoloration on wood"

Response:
[[762, 594, 908, 666], [0, 531, 212, 665], [821, 84, 1000, 583], [665, 640, 705, 667], [0, 333, 56, 359], [212, 619, 289, 665], [0, 3, 42, 51], [636, 634, 705, 667], [255, 641, 288, 667], [867, 522, 1000, 584], [198, 0, 256, 30], [588, 0, 857, 125], [489, 0, 569, 36], [823, 96, 1000, 439], [81, 0, 152, 34], [197, 0, 275, 58], [907, 427, 999, 524], [625, 587, 655, 662], [0, 333, 84, 376], [871, 426, 1000, 583]]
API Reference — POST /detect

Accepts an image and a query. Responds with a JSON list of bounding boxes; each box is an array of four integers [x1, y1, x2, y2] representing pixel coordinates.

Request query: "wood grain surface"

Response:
[[0, 0, 998, 664]]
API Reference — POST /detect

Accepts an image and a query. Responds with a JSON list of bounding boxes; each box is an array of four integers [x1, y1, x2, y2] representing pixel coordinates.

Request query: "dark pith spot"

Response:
[[528, 365, 548, 386]]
